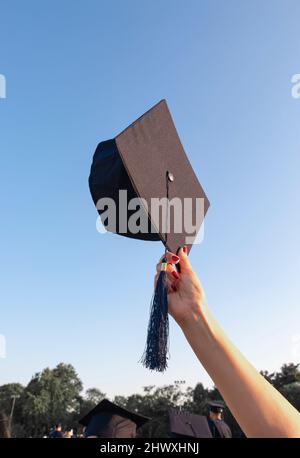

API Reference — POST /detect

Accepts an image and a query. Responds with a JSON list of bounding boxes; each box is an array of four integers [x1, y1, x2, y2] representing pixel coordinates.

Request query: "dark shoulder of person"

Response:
[[216, 420, 232, 438], [207, 418, 221, 438], [50, 431, 64, 438], [208, 418, 232, 438]]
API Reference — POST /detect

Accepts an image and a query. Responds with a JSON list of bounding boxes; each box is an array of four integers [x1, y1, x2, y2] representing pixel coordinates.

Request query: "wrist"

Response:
[[179, 302, 219, 343], [176, 299, 208, 328]]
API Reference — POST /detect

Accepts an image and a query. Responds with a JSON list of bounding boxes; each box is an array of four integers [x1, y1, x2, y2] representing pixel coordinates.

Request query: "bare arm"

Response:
[[157, 248, 300, 438]]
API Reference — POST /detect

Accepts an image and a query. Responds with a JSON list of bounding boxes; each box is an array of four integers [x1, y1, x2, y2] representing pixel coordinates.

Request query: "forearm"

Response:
[[181, 304, 300, 438]]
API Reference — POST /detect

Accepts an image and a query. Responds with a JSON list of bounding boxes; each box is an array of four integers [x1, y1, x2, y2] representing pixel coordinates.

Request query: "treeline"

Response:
[[0, 362, 299, 437]]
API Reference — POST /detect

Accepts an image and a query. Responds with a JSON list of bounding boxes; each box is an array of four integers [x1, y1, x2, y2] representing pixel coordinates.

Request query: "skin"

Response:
[[209, 411, 222, 421], [155, 248, 300, 438]]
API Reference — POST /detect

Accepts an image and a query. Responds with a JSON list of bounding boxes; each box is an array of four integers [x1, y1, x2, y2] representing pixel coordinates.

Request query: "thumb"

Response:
[[177, 246, 192, 272]]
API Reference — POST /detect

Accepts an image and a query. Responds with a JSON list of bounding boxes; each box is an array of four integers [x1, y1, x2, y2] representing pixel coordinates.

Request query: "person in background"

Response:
[[50, 423, 64, 438], [64, 428, 73, 438], [207, 402, 232, 438], [155, 247, 300, 438]]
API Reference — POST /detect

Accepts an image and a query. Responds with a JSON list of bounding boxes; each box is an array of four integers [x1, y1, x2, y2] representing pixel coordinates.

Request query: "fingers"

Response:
[[154, 266, 178, 291], [177, 246, 192, 272], [165, 251, 181, 265], [155, 252, 181, 290], [154, 246, 194, 295], [156, 247, 192, 274], [166, 262, 180, 280], [155, 260, 179, 279], [155, 251, 180, 273]]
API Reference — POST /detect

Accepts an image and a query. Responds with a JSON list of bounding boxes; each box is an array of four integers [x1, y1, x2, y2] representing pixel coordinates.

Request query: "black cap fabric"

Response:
[[208, 401, 225, 414], [89, 99, 209, 255], [79, 399, 150, 438], [168, 409, 213, 438]]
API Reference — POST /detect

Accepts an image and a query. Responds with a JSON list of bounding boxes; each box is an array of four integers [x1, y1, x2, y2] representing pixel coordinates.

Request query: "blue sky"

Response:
[[1, 0, 300, 397]]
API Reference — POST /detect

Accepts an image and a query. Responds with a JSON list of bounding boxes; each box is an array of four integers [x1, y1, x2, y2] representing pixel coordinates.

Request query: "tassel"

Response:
[[141, 257, 169, 372]]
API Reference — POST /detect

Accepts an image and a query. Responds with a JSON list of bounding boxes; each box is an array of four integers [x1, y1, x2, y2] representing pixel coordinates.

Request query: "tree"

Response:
[[1, 360, 299, 437], [0, 383, 24, 415], [76, 387, 106, 426], [115, 384, 193, 438], [85, 388, 105, 405], [0, 383, 24, 437], [261, 363, 300, 389], [280, 383, 300, 412], [191, 382, 210, 412], [21, 363, 83, 436], [273, 363, 300, 389]]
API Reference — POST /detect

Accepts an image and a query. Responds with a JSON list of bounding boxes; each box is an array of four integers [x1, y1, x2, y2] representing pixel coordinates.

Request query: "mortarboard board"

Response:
[[89, 99, 209, 255], [79, 399, 150, 438], [168, 409, 212, 438], [88, 100, 210, 372], [208, 401, 225, 414]]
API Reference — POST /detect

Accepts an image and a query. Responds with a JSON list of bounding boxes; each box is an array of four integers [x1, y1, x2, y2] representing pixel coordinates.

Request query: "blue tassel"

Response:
[[141, 257, 169, 372]]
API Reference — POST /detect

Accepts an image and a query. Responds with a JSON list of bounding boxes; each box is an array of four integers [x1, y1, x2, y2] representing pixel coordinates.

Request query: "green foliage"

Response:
[[0, 363, 83, 437], [0, 362, 299, 437], [74, 387, 106, 429], [261, 363, 300, 389], [0, 383, 24, 415]]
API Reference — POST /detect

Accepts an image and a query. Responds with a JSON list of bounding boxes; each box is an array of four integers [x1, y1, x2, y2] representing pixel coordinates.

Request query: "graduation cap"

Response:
[[79, 399, 150, 438], [168, 409, 212, 438], [208, 401, 225, 414], [89, 100, 210, 372], [89, 99, 209, 253]]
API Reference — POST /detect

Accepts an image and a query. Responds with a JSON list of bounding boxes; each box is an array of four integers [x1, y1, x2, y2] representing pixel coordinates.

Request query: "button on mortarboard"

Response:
[[167, 171, 174, 182]]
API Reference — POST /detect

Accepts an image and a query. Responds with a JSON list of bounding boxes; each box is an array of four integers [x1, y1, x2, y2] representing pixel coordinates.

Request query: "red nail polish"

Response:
[[172, 255, 180, 262], [183, 245, 187, 254], [172, 271, 180, 280]]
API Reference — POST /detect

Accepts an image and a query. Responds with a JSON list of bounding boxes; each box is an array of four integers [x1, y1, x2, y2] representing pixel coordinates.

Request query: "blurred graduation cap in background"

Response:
[[89, 100, 210, 372], [168, 409, 212, 438], [79, 399, 150, 438]]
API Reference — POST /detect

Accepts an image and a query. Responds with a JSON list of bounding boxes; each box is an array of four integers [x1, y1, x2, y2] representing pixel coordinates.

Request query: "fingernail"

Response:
[[172, 255, 180, 262], [183, 245, 187, 254], [172, 271, 180, 280]]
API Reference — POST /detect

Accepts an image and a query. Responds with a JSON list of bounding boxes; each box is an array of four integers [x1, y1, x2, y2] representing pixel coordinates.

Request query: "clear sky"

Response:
[[1, 0, 300, 397]]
